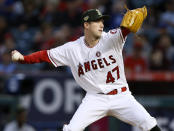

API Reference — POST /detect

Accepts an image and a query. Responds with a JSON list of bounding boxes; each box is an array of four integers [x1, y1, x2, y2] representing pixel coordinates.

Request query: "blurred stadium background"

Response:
[[0, 0, 174, 131]]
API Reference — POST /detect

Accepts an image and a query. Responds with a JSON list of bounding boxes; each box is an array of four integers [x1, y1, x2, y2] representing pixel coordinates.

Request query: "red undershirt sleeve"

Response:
[[20, 50, 51, 64], [121, 27, 130, 39]]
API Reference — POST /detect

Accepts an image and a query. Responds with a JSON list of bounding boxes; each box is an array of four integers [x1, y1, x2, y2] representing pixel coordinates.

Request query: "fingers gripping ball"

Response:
[[120, 6, 147, 33], [11, 50, 24, 62]]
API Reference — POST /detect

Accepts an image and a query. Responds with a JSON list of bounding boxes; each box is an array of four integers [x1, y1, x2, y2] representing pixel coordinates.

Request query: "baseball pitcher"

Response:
[[11, 7, 161, 131]]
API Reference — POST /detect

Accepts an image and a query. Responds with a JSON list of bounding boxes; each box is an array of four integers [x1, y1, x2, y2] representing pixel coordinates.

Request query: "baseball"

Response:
[[12, 51, 23, 62]]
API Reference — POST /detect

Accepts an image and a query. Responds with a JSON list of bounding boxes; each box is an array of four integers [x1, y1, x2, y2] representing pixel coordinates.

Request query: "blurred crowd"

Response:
[[0, 0, 174, 74]]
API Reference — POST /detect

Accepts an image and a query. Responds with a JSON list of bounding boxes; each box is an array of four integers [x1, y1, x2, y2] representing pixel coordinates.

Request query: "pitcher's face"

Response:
[[85, 19, 104, 39]]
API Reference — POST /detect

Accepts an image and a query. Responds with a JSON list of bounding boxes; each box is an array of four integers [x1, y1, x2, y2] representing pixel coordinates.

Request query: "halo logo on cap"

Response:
[[96, 9, 102, 16], [82, 9, 110, 24]]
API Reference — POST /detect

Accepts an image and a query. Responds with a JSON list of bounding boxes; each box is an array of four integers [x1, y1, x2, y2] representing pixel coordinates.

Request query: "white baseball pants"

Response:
[[63, 90, 157, 131]]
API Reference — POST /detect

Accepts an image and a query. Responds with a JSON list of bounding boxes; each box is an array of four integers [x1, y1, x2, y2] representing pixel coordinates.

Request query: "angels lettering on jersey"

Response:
[[77, 55, 116, 77]]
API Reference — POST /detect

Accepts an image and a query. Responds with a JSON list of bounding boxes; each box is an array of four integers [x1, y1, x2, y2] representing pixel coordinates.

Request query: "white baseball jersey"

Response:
[[47, 28, 157, 131], [47, 28, 129, 94]]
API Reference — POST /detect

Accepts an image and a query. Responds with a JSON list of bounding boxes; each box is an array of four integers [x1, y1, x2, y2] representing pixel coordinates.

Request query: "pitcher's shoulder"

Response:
[[101, 28, 120, 38]]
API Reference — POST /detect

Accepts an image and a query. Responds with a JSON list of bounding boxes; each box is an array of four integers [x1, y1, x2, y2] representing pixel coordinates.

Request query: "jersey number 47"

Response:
[[106, 66, 120, 83]]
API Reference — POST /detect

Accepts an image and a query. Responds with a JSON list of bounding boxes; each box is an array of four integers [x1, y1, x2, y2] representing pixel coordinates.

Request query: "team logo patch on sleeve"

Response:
[[110, 29, 117, 34]]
